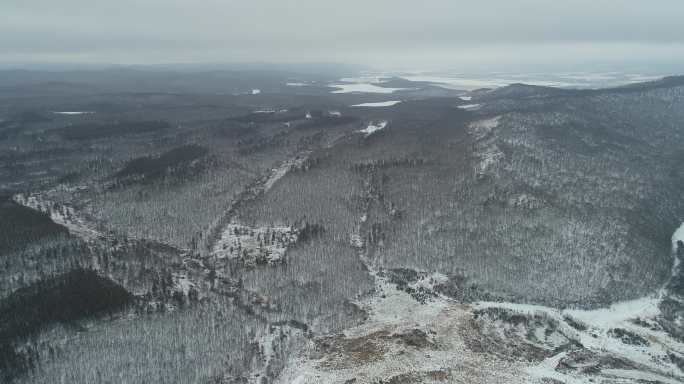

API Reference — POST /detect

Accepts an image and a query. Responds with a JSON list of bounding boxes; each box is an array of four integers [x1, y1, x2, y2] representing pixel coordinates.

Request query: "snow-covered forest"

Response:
[[1, 69, 683, 383]]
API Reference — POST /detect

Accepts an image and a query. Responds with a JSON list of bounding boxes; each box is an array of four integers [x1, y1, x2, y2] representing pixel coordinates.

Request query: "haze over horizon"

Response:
[[3, 0, 684, 73]]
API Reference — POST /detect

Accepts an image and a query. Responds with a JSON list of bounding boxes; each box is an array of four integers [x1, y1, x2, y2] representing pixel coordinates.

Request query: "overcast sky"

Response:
[[2, 0, 684, 72]]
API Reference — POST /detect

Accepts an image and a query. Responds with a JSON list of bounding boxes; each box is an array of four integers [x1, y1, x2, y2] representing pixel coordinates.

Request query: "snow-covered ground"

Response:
[[476, 295, 684, 383], [252, 108, 288, 114], [476, 222, 684, 384], [358, 121, 388, 137], [673, 222, 684, 252], [211, 223, 298, 266], [277, 217, 684, 383], [263, 154, 310, 192], [278, 232, 527, 383], [673, 222, 684, 276], [467, 116, 501, 138], [458, 103, 482, 111], [351, 100, 402, 107], [13, 191, 103, 241]]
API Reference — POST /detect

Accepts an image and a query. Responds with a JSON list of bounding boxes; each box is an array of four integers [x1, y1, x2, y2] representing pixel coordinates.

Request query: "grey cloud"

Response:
[[2, 0, 684, 70]]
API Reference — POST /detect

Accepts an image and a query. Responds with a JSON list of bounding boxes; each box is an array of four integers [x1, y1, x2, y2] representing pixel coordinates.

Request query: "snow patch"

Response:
[[458, 103, 482, 111], [467, 116, 500, 139], [477, 222, 684, 383], [672, 222, 684, 251], [564, 296, 662, 330], [211, 223, 298, 266], [672, 222, 684, 277], [52, 111, 95, 115], [351, 100, 402, 107], [172, 273, 196, 296], [358, 121, 388, 137], [264, 155, 309, 192], [601, 369, 683, 384]]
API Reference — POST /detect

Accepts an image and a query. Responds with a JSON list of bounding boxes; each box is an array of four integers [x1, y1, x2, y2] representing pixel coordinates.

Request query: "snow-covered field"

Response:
[[13, 191, 103, 241], [211, 223, 297, 266], [358, 121, 388, 137], [458, 103, 482, 111], [476, 292, 684, 384], [673, 222, 684, 277], [351, 101, 402, 107], [468, 116, 501, 138], [477, 222, 684, 384], [278, 240, 528, 383], [277, 221, 684, 383]]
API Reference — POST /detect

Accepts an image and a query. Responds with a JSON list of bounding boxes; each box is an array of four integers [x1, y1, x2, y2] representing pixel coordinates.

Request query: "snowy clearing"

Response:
[[673, 222, 684, 276], [211, 223, 297, 266], [278, 220, 684, 383], [358, 121, 388, 137], [673, 222, 684, 250], [263, 154, 311, 192], [351, 100, 402, 107], [13, 192, 103, 241], [52, 111, 95, 115], [467, 116, 501, 138], [458, 103, 482, 111], [476, 221, 684, 384]]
